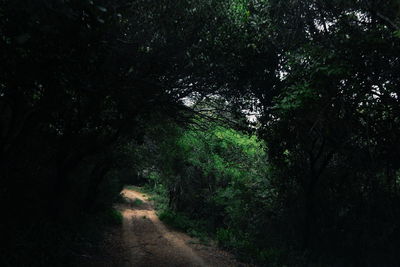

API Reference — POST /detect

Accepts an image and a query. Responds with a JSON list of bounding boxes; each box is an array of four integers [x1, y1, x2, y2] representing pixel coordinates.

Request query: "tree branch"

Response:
[[376, 12, 399, 31]]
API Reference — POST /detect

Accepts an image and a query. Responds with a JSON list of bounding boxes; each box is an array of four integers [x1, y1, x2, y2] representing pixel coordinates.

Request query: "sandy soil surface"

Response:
[[116, 188, 246, 267]]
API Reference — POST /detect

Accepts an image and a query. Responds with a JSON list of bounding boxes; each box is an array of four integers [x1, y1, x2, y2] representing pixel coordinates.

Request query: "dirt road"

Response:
[[117, 188, 244, 267]]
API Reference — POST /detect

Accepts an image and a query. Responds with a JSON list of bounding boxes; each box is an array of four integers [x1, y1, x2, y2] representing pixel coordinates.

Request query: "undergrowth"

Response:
[[137, 184, 211, 244], [135, 183, 285, 266]]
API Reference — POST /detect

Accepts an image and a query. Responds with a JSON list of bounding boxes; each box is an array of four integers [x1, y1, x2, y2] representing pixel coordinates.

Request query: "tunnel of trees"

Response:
[[1, 0, 400, 266]]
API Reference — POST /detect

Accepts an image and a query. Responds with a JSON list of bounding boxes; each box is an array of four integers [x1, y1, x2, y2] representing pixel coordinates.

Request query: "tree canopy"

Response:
[[1, 0, 400, 266]]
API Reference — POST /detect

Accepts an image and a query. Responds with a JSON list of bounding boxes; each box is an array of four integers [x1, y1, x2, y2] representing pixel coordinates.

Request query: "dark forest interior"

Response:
[[1, 0, 400, 266]]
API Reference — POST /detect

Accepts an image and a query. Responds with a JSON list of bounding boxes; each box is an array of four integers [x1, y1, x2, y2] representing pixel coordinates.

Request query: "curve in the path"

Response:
[[118, 188, 244, 267]]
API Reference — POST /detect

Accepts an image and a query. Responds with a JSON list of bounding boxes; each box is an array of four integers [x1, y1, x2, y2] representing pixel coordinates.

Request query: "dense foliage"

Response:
[[1, 0, 400, 266], [0, 0, 225, 265], [135, 117, 276, 262]]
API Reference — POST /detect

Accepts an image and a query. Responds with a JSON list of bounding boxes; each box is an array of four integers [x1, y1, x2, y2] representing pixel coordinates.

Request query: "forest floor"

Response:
[[81, 188, 248, 267]]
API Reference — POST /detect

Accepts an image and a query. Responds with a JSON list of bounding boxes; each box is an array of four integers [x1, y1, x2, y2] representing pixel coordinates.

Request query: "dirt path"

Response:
[[116, 188, 245, 267]]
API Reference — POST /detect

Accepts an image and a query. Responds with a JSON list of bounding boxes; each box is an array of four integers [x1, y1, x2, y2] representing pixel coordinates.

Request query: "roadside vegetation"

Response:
[[130, 115, 295, 265]]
